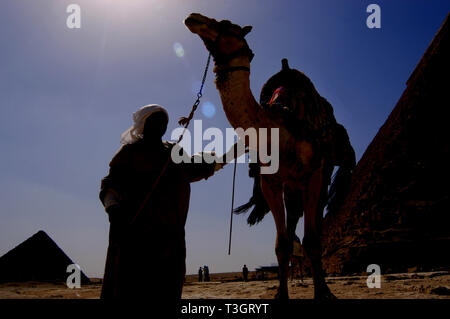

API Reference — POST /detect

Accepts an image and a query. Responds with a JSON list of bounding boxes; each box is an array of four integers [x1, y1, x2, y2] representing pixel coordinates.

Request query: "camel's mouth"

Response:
[[183, 13, 254, 63], [184, 13, 252, 40], [183, 13, 220, 45], [183, 13, 213, 34]]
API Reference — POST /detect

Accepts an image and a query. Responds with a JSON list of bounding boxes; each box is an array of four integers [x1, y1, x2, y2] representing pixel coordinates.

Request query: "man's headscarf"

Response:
[[120, 104, 169, 144]]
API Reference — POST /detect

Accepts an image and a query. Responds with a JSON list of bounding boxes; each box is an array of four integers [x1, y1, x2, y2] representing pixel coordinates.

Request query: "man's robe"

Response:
[[99, 140, 215, 299]]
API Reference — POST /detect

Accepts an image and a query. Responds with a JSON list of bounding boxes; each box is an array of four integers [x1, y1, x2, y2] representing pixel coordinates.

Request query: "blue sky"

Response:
[[0, 0, 448, 277]]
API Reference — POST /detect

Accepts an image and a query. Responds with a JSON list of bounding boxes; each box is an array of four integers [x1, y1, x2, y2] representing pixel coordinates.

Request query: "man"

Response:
[[203, 265, 210, 282], [99, 104, 234, 300], [242, 264, 249, 282]]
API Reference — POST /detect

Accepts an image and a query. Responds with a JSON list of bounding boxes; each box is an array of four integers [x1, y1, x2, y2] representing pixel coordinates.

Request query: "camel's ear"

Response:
[[241, 25, 252, 37]]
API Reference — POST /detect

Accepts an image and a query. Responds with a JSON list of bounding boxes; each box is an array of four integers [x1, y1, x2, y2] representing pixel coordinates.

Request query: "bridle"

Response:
[[204, 21, 254, 76]]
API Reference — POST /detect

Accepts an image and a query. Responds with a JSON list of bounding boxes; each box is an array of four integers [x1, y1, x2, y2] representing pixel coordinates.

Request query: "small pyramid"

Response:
[[0, 230, 90, 283]]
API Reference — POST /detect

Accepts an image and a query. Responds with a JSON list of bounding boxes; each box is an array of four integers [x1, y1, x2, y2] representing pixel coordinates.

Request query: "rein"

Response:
[[129, 35, 247, 256], [228, 156, 237, 255], [207, 30, 253, 254], [129, 53, 211, 226]]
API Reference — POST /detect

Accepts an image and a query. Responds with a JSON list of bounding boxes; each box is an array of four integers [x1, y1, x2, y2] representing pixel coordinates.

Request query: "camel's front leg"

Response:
[[260, 177, 291, 299], [303, 163, 336, 300]]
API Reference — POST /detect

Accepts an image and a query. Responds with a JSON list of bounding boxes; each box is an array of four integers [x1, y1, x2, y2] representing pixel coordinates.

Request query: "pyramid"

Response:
[[0, 230, 90, 283], [321, 14, 450, 275]]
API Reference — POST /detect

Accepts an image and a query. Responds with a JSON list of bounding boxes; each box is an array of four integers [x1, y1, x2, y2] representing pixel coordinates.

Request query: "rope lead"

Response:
[[130, 53, 211, 226], [228, 157, 238, 255]]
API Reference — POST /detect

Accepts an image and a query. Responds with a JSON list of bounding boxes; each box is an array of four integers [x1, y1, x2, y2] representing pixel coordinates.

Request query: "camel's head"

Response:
[[184, 13, 254, 65]]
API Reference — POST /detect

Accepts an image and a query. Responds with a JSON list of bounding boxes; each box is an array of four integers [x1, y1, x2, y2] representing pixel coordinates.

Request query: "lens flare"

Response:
[[201, 101, 216, 118], [173, 42, 184, 58]]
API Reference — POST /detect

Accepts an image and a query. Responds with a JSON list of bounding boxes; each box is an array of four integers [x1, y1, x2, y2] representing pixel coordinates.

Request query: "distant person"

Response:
[[203, 265, 210, 282], [198, 267, 203, 282], [242, 264, 249, 281], [99, 105, 239, 300]]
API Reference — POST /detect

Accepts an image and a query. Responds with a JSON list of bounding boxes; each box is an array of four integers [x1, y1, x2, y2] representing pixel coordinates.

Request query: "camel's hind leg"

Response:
[[284, 186, 304, 280], [284, 186, 303, 244], [260, 177, 290, 299], [303, 162, 336, 300]]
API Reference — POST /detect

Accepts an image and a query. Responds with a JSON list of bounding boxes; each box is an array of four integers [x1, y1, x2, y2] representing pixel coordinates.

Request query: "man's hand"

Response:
[[213, 142, 249, 171], [214, 162, 226, 171]]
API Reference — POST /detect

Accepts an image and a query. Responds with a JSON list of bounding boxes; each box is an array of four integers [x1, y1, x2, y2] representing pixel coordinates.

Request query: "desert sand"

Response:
[[0, 271, 449, 299]]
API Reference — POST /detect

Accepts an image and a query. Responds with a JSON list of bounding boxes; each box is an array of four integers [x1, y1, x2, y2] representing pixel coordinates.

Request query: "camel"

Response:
[[183, 13, 355, 299]]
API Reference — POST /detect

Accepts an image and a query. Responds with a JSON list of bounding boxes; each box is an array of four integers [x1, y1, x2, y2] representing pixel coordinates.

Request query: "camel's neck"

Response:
[[213, 56, 263, 130]]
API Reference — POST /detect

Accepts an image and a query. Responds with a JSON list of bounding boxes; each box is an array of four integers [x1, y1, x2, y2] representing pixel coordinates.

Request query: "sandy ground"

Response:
[[0, 271, 449, 299]]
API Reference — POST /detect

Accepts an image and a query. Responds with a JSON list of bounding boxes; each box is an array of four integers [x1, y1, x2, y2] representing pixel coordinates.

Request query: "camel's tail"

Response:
[[233, 163, 271, 226], [326, 124, 356, 215]]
